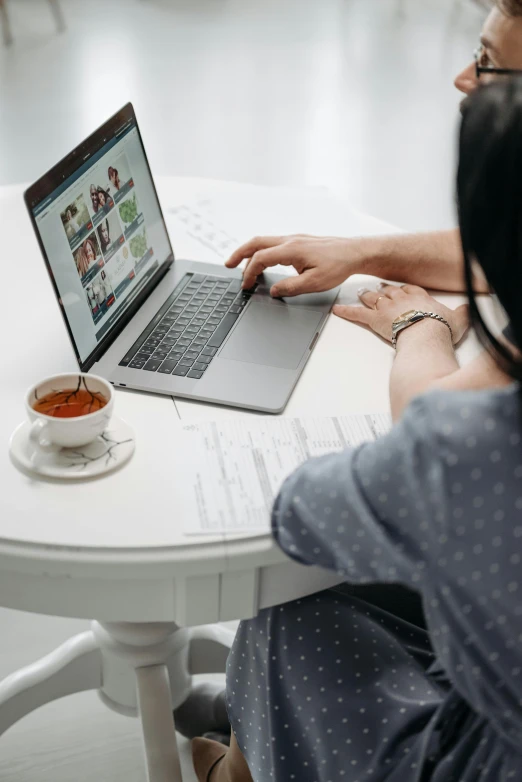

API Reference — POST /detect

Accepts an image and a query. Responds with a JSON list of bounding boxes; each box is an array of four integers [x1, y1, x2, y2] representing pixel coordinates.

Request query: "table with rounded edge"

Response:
[[0, 177, 495, 781]]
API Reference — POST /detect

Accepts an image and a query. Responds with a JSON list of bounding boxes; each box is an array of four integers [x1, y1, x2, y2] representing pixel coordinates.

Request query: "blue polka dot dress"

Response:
[[226, 385, 522, 781]]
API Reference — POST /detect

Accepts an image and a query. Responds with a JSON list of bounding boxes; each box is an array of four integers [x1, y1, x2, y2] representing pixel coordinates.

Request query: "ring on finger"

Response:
[[374, 295, 386, 309]]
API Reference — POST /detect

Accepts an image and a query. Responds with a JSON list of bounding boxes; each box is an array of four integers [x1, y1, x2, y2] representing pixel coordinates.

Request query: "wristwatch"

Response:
[[391, 310, 453, 349]]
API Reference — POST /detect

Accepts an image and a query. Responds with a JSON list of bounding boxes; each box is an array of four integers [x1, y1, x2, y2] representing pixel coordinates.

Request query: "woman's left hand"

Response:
[[333, 283, 469, 345]]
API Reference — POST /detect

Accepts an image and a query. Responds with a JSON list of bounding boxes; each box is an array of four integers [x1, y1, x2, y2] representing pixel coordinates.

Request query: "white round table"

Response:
[[0, 177, 493, 781]]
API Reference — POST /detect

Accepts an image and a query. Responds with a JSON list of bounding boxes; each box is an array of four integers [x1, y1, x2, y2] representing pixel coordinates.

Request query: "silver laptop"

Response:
[[25, 104, 338, 413]]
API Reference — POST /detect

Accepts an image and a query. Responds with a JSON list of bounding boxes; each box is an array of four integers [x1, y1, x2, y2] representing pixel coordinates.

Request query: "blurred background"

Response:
[[1, 0, 488, 232], [0, 1, 490, 780]]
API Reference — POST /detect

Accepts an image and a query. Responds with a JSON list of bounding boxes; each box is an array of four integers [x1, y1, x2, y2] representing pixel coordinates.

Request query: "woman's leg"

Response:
[[179, 583, 429, 742], [226, 589, 443, 782]]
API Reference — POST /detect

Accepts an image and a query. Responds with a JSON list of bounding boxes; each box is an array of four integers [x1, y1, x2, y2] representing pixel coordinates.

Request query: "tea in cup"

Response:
[[26, 373, 114, 451]]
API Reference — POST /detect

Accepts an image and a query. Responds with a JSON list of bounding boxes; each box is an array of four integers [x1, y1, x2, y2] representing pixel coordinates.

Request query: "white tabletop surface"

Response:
[[0, 176, 502, 620]]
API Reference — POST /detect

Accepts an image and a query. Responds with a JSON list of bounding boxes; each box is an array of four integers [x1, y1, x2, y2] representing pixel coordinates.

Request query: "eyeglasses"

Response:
[[474, 45, 522, 78]]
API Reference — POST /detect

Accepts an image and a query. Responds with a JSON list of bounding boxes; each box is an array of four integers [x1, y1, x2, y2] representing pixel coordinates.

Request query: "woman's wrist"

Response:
[[390, 318, 458, 421], [394, 316, 454, 352]]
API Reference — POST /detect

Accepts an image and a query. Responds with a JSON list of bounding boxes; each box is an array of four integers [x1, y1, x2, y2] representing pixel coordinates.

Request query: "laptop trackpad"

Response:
[[219, 303, 323, 370]]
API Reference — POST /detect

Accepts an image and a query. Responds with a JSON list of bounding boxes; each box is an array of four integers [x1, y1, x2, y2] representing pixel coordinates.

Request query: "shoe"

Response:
[[173, 684, 231, 739]]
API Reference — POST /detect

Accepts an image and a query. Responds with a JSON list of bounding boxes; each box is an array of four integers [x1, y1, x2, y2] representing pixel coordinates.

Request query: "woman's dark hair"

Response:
[[458, 78, 522, 380], [498, 0, 522, 16]]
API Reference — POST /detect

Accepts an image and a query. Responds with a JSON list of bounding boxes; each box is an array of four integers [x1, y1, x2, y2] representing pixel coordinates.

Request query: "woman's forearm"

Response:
[[390, 319, 459, 420]]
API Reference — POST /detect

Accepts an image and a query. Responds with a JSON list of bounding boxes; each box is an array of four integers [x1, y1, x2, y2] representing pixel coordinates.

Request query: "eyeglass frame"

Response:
[[474, 45, 522, 78]]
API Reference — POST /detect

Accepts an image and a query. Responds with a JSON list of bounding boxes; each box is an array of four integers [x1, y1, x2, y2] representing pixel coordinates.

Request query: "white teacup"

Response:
[[26, 373, 114, 451]]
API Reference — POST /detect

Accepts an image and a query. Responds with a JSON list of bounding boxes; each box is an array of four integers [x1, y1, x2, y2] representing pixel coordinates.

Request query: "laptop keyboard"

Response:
[[119, 274, 254, 379]]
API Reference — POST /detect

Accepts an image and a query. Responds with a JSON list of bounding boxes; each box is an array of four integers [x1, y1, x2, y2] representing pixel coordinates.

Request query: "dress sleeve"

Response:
[[272, 396, 442, 588]]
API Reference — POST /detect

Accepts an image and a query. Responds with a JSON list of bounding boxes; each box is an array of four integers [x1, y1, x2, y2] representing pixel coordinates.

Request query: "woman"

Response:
[[97, 219, 111, 253], [75, 245, 90, 277], [97, 188, 113, 212], [108, 166, 121, 191], [75, 236, 98, 278], [192, 81, 522, 781], [84, 236, 98, 267]]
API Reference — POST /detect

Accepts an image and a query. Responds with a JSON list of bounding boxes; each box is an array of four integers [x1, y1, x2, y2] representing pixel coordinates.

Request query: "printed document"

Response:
[[180, 414, 392, 535]]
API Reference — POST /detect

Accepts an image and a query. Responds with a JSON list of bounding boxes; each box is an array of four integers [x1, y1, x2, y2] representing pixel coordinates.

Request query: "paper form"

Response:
[[180, 413, 392, 535]]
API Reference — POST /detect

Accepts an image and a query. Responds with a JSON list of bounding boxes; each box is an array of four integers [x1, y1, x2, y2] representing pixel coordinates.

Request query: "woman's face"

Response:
[[100, 225, 109, 245], [98, 191, 106, 207], [85, 241, 96, 263]]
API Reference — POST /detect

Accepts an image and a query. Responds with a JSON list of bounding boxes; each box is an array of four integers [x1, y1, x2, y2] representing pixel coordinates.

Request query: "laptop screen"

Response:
[[27, 105, 173, 367]]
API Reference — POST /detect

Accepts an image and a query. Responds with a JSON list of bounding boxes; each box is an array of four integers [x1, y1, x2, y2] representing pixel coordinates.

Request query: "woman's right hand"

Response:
[[225, 234, 368, 297]]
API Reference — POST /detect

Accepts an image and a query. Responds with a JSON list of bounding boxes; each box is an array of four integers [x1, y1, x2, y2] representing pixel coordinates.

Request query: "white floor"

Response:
[[0, 0, 486, 779]]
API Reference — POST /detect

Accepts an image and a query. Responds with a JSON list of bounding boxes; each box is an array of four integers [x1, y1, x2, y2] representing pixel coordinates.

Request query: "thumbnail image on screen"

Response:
[[118, 191, 139, 225], [104, 246, 137, 298], [60, 195, 92, 246], [129, 228, 148, 263], [87, 183, 114, 219], [118, 191, 145, 241], [107, 153, 132, 196], [96, 212, 124, 262], [85, 269, 116, 324], [73, 232, 104, 286]]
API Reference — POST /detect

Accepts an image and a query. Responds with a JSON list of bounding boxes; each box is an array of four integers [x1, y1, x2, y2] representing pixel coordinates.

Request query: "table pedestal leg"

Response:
[[0, 631, 102, 737], [136, 664, 183, 782], [92, 621, 192, 782], [0, 620, 236, 780]]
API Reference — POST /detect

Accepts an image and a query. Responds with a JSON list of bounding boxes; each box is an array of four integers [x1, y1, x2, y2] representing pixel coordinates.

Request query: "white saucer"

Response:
[[9, 416, 135, 480]]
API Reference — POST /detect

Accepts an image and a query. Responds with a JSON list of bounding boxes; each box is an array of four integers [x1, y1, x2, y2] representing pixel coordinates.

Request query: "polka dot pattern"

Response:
[[227, 387, 522, 780]]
